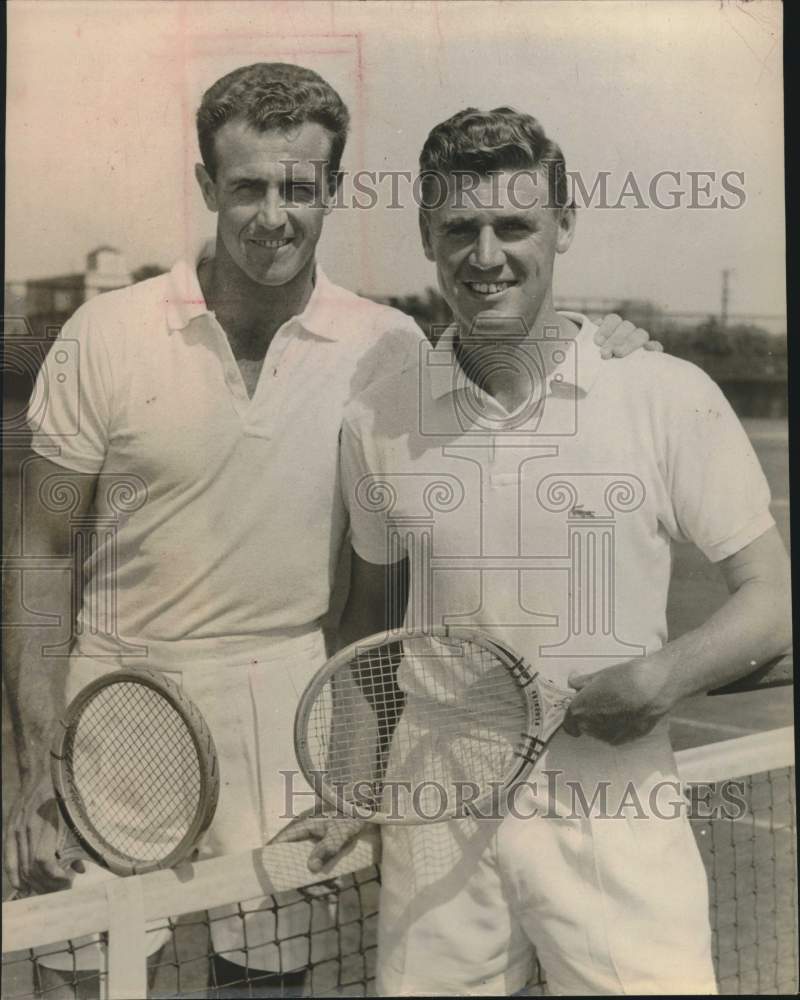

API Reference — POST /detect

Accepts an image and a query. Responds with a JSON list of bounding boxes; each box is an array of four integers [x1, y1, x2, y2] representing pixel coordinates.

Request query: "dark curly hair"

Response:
[[196, 63, 349, 189], [419, 106, 570, 210]]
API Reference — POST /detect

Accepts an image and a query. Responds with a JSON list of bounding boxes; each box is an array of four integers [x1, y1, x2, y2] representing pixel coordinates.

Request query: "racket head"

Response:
[[50, 668, 219, 876], [294, 627, 570, 825]]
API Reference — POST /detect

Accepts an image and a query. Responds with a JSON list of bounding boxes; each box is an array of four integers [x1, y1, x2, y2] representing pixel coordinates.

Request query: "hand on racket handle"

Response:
[[6, 669, 219, 896], [4, 774, 81, 897], [269, 811, 367, 874], [564, 656, 674, 744]]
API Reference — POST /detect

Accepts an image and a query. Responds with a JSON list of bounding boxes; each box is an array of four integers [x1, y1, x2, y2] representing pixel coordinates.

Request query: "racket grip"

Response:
[[54, 815, 87, 869], [537, 678, 574, 742]]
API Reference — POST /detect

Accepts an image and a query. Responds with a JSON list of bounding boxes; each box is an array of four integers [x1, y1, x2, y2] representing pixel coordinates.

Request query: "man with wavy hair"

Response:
[[5, 67, 653, 995], [320, 106, 792, 994]]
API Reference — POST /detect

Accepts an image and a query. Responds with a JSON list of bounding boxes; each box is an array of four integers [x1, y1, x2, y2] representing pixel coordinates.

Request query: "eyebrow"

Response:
[[436, 218, 477, 234], [226, 167, 321, 185], [436, 213, 536, 233]]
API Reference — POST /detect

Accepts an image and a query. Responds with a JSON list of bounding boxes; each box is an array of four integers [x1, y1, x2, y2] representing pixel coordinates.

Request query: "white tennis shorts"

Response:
[[37, 630, 329, 974], [376, 722, 718, 996]]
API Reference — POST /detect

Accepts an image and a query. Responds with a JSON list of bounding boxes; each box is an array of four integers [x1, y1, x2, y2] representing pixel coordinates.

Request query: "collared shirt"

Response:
[[340, 313, 774, 687], [29, 257, 424, 665]]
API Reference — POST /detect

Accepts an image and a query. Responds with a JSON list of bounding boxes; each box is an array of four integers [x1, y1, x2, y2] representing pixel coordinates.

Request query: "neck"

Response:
[[199, 241, 315, 347], [455, 301, 579, 410]]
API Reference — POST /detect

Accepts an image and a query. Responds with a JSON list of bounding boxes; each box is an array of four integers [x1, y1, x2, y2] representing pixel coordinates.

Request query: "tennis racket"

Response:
[[294, 627, 572, 824], [48, 667, 220, 877]]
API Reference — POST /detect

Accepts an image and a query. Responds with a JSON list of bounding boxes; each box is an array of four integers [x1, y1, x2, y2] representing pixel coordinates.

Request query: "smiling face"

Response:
[[195, 119, 334, 287], [420, 169, 575, 337]]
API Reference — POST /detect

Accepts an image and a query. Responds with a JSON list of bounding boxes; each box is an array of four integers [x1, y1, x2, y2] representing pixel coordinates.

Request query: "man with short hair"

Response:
[[330, 106, 791, 993], [5, 67, 653, 993]]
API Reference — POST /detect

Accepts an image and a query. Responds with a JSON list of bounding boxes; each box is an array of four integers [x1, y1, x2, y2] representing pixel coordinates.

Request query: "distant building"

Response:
[[4, 281, 27, 316], [19, 246, 133, 324], [3, 247, 134, 400]]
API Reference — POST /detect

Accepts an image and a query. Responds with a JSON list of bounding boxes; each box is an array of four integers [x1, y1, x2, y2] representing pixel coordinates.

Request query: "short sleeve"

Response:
[[339, 413, 408, 566], [27, 301, 113, 474], [391, 318, 427, 371], [667, 369, 774, 562], [349, 315, 426, 399]]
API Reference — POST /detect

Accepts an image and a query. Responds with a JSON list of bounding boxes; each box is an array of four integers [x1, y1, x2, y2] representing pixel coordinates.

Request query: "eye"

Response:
[[440, 221, 476, 240], [285, 183, 319, 204], [232, 180, 260, 195], [497, 219, 533, 238]]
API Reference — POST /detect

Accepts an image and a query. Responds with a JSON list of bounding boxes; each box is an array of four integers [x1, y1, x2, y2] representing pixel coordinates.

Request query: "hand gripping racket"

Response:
[[294, 628, 572, 824], [49, 668, 220, 876]]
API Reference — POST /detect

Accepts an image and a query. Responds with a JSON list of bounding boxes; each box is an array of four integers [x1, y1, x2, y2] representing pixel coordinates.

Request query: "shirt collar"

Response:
[[428, 312, 603, 400], [164, 243, 343, 341], [164, 257, 211, 332]]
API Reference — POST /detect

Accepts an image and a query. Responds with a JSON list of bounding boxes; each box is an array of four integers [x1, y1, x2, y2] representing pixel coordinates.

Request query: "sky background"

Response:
[[6, 0, 785, 317]]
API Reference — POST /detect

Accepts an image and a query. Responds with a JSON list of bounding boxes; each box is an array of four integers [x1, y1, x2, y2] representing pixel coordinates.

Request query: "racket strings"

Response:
[[308, 638, 530, 816], [67, 683, 202, 862]]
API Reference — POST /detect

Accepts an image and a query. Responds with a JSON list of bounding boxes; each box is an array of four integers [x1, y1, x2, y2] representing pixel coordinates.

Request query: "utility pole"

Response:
[[721, 269, 732, 328]]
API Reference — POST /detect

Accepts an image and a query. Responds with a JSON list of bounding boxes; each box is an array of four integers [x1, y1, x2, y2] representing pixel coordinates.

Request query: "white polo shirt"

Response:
[[29, 257, 424, 666], [341, 314, 774, 688]]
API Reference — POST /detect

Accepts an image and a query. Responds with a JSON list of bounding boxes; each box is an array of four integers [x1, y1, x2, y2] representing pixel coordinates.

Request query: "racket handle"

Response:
[[54, 812, 87, 869], [536, 676, 574, 742], [3, 818, 83, 899]]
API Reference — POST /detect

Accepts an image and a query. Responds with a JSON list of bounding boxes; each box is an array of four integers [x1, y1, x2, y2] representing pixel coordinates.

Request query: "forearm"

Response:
[[337, 551, 409, 651], [3, 531, 71, 784], [4, 598, 69, 784], [652, 573, 791, 709], [565, 528, 791, 744], [337, 595, 384, 651], [336, 551, 409, 772]]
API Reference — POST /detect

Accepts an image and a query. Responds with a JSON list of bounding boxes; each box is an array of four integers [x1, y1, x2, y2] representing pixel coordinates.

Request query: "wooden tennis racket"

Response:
[[294, 627, 572, 824], [48, 667, 220, 876]]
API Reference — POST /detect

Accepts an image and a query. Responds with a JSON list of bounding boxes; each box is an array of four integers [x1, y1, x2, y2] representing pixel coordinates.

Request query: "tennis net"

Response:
[[2, 726, 795, 998]]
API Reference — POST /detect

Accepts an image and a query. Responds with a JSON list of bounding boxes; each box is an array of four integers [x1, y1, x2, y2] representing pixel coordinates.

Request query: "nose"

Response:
[[470, 225, 505, 270], [257, 188, 288, 230]]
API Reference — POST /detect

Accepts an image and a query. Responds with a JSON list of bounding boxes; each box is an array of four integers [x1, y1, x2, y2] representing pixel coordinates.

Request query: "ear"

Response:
[[419, 210, 436, 262], [555, 204, 576, 255], [195, 163, 219, 213]]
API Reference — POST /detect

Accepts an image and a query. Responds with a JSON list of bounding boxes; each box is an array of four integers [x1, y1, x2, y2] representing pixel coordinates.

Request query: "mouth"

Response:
[[248, 236, 294, 250], [462, 280, 518, 299]]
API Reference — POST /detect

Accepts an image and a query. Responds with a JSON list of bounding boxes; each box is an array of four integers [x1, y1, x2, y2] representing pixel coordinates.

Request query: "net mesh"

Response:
[[3, 732, 796, 998], [65, 683, 203, 862], [695, 766, 797, 995]]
